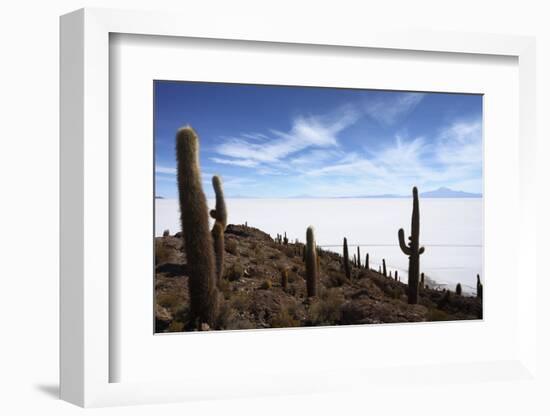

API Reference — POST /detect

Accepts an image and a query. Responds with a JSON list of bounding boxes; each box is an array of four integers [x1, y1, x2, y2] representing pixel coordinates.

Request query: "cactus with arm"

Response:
[[176, 126, 218, 328], [398, 187, 425, 304]]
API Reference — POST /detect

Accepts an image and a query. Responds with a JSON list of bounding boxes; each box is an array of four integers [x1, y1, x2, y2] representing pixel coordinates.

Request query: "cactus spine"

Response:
[[398, 187, 425, 304], [343, 237, 351, 279], [382, 259, 387, 277], [176, 126, 218, 328], [305, 226, 318, 297]]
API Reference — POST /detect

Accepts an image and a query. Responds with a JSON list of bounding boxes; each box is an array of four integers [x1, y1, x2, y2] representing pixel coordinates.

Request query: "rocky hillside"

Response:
[[155, 224, 482, 332]]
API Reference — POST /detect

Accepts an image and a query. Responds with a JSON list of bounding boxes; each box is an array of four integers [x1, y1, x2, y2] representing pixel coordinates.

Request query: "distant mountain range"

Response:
[[157, 187, 482, 200], [289, 187, 482, 199]]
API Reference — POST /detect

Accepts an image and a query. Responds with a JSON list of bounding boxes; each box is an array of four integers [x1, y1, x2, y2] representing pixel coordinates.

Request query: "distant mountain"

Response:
[[419, 187, 482, 198]]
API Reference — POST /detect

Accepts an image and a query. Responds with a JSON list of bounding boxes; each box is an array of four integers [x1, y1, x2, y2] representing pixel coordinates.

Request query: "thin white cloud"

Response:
[[300, 117, 482, 196], [211, 106, 359, 168], [210, 157, 259, 168], [435, 120, 482, 167], [364, 93, 425, 125], [155, 166, 177, 175]]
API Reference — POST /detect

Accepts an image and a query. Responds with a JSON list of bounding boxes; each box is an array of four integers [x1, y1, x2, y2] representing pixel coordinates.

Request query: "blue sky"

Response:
[[155, 81, 482, 199]]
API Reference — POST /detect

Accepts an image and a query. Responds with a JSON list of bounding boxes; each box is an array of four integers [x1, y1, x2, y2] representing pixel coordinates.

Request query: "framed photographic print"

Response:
[[153, 81, 483, 334], [60, 7, 538, 408]]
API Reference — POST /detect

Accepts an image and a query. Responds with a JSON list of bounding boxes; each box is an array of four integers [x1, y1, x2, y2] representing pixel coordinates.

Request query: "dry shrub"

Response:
[[155, 239, 173, 265], [225, 238, 238, 255], [271, 307, 301, 328], [259, 279, 272, 290], [226, 262, 244, 281], [308, 288, 344, 325], [427, 308, 450, 321], [157, 292, 181, 310], [230, 292, 251, 312]]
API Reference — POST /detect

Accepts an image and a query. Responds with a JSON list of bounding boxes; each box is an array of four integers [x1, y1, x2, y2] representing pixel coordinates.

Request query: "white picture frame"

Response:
[[60, 7, 537, 408]]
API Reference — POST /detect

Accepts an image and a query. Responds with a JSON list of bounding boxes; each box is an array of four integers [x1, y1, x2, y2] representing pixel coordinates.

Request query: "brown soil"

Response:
[[155, 224, 482, 332]]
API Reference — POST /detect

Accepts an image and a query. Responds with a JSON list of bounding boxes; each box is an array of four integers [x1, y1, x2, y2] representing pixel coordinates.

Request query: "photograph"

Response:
[[154, 81, 483, 332]]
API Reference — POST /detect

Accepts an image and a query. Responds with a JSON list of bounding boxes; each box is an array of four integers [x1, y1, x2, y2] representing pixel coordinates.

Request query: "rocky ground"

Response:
[[155, 224, 482, 332]]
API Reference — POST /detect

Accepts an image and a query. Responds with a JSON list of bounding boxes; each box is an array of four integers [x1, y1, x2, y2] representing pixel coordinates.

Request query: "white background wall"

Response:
[[0, 0, 548, 414]]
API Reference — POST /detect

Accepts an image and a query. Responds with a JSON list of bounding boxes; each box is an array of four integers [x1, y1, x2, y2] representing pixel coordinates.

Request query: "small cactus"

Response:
[[357, 246, 361, 268], [382, 259, 387, 277], [398, 187, 425, 304], [305, 226, 318, 297], [365, 253, 369, 270], [343, 237, 351, 279], [456, 283, 462, 296], [176, 126, 218, 328], [209, 176, 227, 230], [281, 269, 289, 291], [420, 272, 425, 288], [162, 229, 170, 237], [353, 253, 357, 267], [283, 232, 288, 245]]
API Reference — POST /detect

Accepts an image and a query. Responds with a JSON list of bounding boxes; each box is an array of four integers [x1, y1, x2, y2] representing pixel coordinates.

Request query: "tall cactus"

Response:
[[305, 226, 318, 297], [398, 186, 425, 304], [176, 126, 218, 328], [476, 274, 483, 300], [365, 253, 369, 270], [343, 237, 351, 279], [357, 246, 361, 268], [210, 175, 227, 284], [382, 259, 387, 277]]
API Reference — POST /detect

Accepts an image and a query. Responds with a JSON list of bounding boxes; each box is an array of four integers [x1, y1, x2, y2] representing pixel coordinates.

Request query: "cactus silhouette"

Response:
[[209, 176, 227, 230], [365, 253, 369, 270], [420, 272, 425, 288], [353, 254, 357, 267], [283, 232, 288, 245], [305, 226, 318, 297], [398, 187, 425, 304], [382, 259, 387, 277], [476, 274, 483, 300], [456, 283, 462, 296], [176, 126, 218, 328], [343, 237, 351, 279], [357, 246, 361, 268]]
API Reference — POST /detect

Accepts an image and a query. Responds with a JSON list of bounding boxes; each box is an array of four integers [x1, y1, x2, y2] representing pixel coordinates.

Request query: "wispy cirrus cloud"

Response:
[[364, 93, 425, 125], [210, 106, 359, 169], [155, 166, 177, 175], [301, 117, 481, 195]]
